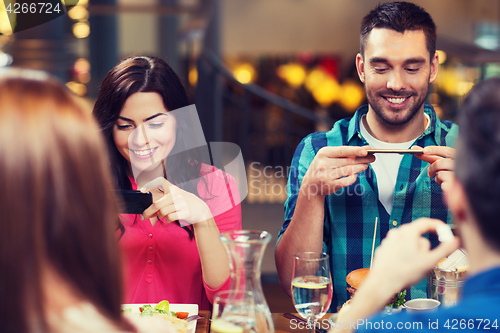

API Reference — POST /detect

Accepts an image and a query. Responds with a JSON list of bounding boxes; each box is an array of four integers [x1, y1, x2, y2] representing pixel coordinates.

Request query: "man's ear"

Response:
[[444, 174, 468, 222], [429, 51, 439, 84], [356, 53, 365, 83]]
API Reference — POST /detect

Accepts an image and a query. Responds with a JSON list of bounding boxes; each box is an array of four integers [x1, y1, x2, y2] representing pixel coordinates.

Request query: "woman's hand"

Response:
[[139, 177, 213, 224], [332, 219, 459, 332], [369, 218, 460, 295], [140, 177, 231, 291]]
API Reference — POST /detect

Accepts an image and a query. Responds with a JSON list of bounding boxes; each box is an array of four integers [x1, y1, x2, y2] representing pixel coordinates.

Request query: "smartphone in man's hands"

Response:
[[114, 190, 153, 214]]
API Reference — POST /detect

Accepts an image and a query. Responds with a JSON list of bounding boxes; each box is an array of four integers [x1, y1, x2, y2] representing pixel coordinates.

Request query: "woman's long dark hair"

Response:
[[0, 69, 134, 333], [93, 56, 204, 238]]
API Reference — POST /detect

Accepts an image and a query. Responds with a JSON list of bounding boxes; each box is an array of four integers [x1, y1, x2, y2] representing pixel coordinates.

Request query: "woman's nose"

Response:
[[129, 124, 149, 148]]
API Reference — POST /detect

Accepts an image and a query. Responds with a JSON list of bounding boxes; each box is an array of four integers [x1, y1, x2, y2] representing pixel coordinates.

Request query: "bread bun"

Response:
[[346, 268, 370, 289]]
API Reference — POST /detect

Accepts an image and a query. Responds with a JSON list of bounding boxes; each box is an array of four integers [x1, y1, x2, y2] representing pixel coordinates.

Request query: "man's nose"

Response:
[[386, 71, 406, 92], [129, 124, 149, 147]]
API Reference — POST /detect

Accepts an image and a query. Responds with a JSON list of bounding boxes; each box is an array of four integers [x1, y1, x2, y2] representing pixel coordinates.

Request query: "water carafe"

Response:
[[219, 230, 275, 333]]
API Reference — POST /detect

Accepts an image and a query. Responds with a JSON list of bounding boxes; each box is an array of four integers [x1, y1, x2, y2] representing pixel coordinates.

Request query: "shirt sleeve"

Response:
[[202, 275, 231, 305], [201, 168, 242, 232], [198, 168, 242, 303], [276, 135, 319, 247]]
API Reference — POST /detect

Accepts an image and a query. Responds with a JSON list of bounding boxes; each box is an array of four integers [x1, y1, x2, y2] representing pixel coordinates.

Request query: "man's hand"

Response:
[[415, 145, 455, 192], [369, 218, 460, 298], [302, 145, 375, 198]]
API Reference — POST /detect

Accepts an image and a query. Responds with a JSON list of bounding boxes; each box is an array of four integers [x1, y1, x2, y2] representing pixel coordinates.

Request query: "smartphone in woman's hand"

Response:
[[114, 190, 152, 214]]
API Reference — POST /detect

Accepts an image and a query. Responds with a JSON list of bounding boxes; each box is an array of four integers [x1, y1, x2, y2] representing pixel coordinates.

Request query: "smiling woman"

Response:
[[93, 56, 242, 310]]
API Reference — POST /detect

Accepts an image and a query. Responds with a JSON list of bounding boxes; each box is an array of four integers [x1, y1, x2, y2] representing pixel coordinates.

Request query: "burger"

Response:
[[338, 268, 406, 312]]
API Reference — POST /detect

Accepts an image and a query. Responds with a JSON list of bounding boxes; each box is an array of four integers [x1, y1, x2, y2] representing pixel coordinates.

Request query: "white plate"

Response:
[[329, 313, 339, 323], [122, 303, 198, 333]]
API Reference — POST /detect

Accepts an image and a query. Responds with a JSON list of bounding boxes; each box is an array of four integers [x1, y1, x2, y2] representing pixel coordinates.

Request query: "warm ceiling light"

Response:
[[74, 58, 90, 73], [456, 81, 474, 96], [233, 63, 256, 84], [305, 68, 328, 92], [68, 6, 88, 20], [61, 0, 87, 6], [277, 63, 306, 88], [72, 21, 90, 38], [189, 67, 198, 86], [339, 80, 365, 112], [0, 17, 13, 35], [311, 77, 340, 107]]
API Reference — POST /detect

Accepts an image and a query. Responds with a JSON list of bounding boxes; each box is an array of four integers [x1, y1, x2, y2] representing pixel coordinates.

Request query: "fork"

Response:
[[185, 314, 210, 323]]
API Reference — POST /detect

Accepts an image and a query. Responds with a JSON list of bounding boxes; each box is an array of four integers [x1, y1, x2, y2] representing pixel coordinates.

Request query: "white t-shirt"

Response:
[[359, 114, 430, 214]]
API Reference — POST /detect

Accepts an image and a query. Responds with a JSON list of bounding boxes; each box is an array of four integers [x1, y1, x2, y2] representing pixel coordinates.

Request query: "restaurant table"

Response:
[[273, 313, 332, 333], [200, 312, 333, 332], [195, 310, 211, 333]]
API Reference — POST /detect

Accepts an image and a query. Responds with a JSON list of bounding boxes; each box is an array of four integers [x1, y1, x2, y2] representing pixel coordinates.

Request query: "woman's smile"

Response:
[[129, 146, 159, 159]]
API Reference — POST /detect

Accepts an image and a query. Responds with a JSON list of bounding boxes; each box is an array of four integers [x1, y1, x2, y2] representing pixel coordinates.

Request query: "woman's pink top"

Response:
[[119, 165, 242, 310]]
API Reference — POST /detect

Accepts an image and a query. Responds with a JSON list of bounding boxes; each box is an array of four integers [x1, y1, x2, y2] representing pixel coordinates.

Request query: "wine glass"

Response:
[[292, 252, 333, 333], [211, 290, 257, 333]]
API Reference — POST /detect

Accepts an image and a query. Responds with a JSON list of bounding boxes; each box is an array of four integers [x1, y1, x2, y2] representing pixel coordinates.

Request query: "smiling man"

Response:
[[275, 2, 458, 311]]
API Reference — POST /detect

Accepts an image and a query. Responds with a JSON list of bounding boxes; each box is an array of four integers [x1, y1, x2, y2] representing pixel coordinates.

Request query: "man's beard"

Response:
[[365, 87, 428, 127]]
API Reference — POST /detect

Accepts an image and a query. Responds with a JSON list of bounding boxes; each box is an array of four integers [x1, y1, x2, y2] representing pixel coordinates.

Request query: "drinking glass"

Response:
[[292, 252, 333, 333], [211, 290, 257, 333]]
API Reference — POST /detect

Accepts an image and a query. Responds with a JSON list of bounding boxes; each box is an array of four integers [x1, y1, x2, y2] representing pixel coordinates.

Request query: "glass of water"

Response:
[[211, 290, 257, 333], [292, 252, 333, 333]]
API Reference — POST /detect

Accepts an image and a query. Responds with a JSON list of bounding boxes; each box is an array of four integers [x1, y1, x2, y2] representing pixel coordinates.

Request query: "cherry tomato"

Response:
[[176, 312, 189, 319]]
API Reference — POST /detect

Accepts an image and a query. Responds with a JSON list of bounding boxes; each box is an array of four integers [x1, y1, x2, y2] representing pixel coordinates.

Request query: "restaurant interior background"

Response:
[[2, 0, 500, 312]]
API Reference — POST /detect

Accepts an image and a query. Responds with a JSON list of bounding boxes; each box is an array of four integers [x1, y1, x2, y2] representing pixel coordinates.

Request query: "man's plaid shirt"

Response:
[[277, 104, 458, 310]]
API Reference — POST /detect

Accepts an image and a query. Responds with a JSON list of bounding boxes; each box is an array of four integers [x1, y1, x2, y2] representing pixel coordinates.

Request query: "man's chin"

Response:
[[381, 116, 413, 126], [372, 107, 419, 126]]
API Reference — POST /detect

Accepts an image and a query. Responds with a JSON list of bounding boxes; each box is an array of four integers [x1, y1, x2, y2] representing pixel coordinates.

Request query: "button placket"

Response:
[[145, 232, 155, 283], [147, 232, 155, 264]]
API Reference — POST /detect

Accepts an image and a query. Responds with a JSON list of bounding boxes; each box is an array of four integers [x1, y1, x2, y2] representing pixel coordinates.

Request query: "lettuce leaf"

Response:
[[139, 302, 177, 317], [387, 290, 406, 308]]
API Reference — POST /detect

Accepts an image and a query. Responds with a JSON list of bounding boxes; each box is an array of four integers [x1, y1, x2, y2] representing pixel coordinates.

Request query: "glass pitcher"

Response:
[[219, 230, 275, 333]]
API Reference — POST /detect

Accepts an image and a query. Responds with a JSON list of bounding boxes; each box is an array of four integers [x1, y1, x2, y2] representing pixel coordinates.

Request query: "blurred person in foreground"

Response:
[[0, 69, 177, 333], [93, 56, 241, 309], [276, 1, 457, 309], [331, 77, 500, 332]]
